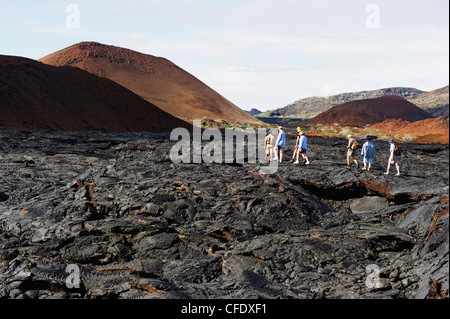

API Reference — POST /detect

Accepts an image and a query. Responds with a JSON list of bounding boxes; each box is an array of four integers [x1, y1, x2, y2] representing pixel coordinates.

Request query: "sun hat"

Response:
[[388, 138, 394, 143], [346, 134, 353, 139]]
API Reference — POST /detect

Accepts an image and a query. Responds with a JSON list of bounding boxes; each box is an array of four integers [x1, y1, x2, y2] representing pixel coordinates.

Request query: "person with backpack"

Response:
[[264, 130, 274, 161], [290, 127, 302, 163], [346, 134, 359, 168], [361, 137, 376, 171], [294, 131, 310, 165], [384, 138, 401, 176]]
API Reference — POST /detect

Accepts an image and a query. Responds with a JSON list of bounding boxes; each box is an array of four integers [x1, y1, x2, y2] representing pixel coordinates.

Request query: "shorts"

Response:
[[300, 148, 307, 154], [389, 156, 400, 164], [363, 157, 373, 165], [347, 149, 354, 157], [265, 147, 273, 156]]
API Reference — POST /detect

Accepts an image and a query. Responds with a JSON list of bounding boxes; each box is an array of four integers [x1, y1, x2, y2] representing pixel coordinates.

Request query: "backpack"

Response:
[[394, 144, 401, 156], [351, 140, 358, 150]]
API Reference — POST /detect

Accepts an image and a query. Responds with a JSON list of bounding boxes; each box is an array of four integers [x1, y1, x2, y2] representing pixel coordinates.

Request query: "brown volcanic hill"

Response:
[[260, 87, 425, 119], [371, 117, 449, 144], [0, 55, 191, 132], [39, 42, 262, 126], [308, 95, 434, 127]]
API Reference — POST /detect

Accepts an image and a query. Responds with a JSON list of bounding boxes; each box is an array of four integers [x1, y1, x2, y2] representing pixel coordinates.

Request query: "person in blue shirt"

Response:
[[294, 131, 310, 165], [361, 138, 376, 171], [274, 126, 286, 162]]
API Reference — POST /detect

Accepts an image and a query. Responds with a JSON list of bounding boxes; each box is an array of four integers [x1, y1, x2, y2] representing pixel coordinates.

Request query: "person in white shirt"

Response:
[[385, 138, 400, 176]]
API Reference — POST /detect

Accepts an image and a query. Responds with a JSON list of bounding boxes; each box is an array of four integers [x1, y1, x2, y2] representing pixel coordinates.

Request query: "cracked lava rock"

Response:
[[0, 130, 448, 299]]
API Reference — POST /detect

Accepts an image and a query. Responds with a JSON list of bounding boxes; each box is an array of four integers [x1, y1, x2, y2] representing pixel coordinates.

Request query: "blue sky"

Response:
[[1, 0, 448, 111]]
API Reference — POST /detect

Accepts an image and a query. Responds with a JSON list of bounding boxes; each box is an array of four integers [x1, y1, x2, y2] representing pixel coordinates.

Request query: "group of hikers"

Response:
[[264, 127, 401, 176], [264, 126, 310, 165], [346, 134, 401, 176]]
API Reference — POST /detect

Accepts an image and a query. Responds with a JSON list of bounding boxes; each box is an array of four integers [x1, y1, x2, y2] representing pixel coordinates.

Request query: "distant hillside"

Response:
[[39, 42, 262, 126], [309, 96, 433, 127], [0, 55, 191, 132], [261, 87, 425, 119], [245, 108, 262, 116], [409, 85, 449, 119]]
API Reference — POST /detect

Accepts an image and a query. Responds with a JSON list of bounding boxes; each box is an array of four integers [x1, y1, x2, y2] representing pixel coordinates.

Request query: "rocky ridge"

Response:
[[261, 86, 449, 119], [0, 130, 448, 299], [409, 86, 449, 119], [261, 87, 426, 119]]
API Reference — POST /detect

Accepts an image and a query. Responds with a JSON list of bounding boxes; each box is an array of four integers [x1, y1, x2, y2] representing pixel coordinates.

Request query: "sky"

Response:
[[0, 0, 448, 112]]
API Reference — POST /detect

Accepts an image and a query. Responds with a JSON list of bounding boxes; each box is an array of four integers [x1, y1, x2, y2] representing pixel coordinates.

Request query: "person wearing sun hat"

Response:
[[264, 130, 274, 161], [346, 134, 359, 168], [384, 138, 401, 176], [290, 127, 302, 163], [273, 126, 286, 162], [294, 131, 310, 165], [361, 136, 376, 171]]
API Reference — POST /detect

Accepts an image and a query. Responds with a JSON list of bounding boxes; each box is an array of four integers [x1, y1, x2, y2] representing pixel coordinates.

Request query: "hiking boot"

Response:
[[293, 161, 299, 164]]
